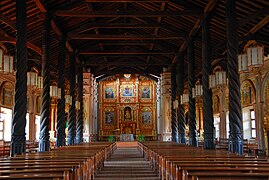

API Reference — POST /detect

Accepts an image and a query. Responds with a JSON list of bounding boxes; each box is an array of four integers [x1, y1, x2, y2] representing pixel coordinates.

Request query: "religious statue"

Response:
[[124, 107, 132, 121]]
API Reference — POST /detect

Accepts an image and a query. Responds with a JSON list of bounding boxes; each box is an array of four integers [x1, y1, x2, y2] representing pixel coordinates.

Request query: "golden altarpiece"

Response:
[[98, 74, 157, 140]]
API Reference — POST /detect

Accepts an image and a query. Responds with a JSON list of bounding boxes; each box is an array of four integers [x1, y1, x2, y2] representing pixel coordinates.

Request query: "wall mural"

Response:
[[99, 75, 156, 139]]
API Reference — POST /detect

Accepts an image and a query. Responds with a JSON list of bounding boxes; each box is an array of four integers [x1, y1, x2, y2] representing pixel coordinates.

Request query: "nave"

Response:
[[95, 142, 160, 180]]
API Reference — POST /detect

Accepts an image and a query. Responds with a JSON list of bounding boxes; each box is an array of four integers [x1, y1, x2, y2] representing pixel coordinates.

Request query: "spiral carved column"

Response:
[[11, 0, 27, 156], [39, 13, 51, 152], [68, 53, 76, 145], [177, 56, 186, 144], [202, 16, 215, 149], [226, 0, 243, 154], [75, 60, 84, 144], [56, 36, 66, 147], [188, 39, 198, 147], [171, 66, 179, 143]]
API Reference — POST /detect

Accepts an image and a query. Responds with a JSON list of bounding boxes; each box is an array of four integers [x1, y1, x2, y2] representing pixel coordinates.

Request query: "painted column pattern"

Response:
[[226, 0, 243, 154], [67, 53, 76, 145], [10, 0, 28, 156], [56, 36, 66, 147], [38, 12, 51, 152], [202, 16, 215, 149], [171, 66, 178, 142], [75, 60, 84, 144], [177, 56, 186, 144], [188, 39, 198, 147]]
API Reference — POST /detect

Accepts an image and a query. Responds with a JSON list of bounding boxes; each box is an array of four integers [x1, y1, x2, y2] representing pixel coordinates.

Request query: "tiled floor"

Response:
[[94, 142, 160, 180]]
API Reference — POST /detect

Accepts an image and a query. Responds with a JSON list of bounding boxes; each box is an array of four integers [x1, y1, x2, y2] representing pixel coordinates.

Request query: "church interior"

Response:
[[0, 0, 269, 179]]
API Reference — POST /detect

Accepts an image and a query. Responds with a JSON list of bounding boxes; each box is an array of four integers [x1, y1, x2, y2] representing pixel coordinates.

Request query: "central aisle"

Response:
[[95, 142, 160, 180]]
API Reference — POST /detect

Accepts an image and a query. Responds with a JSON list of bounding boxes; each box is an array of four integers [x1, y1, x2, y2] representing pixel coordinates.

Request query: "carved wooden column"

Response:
[[177, 56, 186, 144], [202, 16, 215, 149], [10, 0, 28, 156], [226, 0, 243, 154], [39, 12, 51, 152], [171, 66, 178, 142], [188, 39, 198, 147], [67, 53, 76, 145], [56, 36, 66, 147], [75, 60, 84, 144]]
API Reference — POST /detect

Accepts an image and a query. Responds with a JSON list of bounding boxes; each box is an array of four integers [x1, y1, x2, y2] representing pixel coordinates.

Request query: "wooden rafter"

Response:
[[0, 13, 16, 30], [55, 10, 203, 18], [172, 0, 220, 63], [85, 62, 169, 66], [34, 0, 74, 53], [69, 34, 183, 40], [0, 36, 42, 55], [79, 50, 175, 55], [85, 0, 170, 2]]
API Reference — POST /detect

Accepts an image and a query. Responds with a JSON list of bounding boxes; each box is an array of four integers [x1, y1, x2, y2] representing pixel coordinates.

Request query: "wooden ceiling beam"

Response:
[[0, 36, 42, 55], [68, 22, 188, 38], [79, 50, 175, 55], [172, 0, 220, 63], [85, 62, 169, 66], [69, 34, 183, 40], [85, 0, 170, 2], [0, 13, 16, 30], [55, 10, 203, 18], [238, 6, 269, 28], [34, 0, 74, 53]]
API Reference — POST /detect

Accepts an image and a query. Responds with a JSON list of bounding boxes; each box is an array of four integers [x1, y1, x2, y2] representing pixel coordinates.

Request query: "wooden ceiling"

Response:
[[0, 0, 269, 80]]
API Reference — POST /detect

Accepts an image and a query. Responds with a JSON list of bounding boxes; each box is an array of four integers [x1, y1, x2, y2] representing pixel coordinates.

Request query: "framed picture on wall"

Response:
[[104, 87, 115, 99], [141, 86, 151, 99], [105, 111, 114, 124], [142, 111, 151, 124], [121, 84, 133, 97]]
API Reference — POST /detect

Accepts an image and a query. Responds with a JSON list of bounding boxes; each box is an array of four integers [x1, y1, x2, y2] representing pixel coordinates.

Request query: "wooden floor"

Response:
[[95, 142, 160, 180]]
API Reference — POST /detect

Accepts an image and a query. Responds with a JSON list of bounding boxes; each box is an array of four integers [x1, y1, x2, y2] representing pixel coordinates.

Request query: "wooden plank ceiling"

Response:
[[0, 0, 268, 80]]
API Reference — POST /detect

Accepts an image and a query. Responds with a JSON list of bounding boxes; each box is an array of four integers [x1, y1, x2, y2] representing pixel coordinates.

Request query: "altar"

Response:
[[120, 134, 134, 142]]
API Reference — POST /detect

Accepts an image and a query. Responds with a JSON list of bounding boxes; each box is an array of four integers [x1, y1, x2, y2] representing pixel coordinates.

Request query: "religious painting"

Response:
[[1, 82, 14, 107], [122, 84, 133, 97], [36, 96, 41, 114], [142, 111, 151, 124], [141, 86, 151, 99], [213, 95, 220, 114], [241, 80, 255, 107], [105, 111, 114, 124], [104, 87, 115, 99]]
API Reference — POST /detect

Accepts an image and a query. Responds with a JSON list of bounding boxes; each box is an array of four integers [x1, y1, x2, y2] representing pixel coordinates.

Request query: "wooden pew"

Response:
[[138, 141, 269, 180], [0, 142, 114, 180]]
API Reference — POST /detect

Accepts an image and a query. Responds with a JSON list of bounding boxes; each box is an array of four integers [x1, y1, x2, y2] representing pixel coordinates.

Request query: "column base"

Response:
[[67, 136, 75, 145], [179, 133, 186, 144], [75, 135, 83, 144], [189, 134, 198, 147], [10, 135, 26, 157], [39, 139, 50, 152], [56, 134, 66, 147], [229, 133, 243, 155], [204, 132, 215, 149]]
